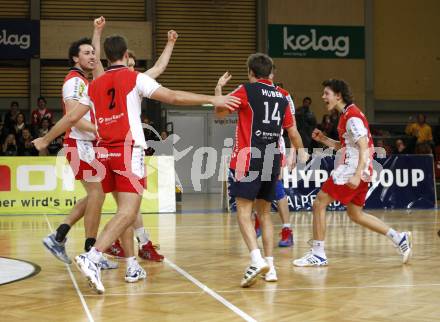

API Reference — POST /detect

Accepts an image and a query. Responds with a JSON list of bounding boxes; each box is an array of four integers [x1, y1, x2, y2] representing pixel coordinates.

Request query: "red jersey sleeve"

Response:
[[229, 85, 248, 112], [282, 103, 294, 129]]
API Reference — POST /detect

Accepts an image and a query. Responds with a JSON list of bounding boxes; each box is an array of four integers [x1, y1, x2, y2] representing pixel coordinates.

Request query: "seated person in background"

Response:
[[3, 101, 20, 131], [11, 112, 27, 139], [405, 113, 433, 144], [2, 133, 18, 156], [31, 96, 53, 133], [160, 130, 168, 140], [47, 135, 64, 156], [17, 128, 38, 156], [38, 118, 51, 138], [376, 139, 392, 156], [394, 139, 409, 154]]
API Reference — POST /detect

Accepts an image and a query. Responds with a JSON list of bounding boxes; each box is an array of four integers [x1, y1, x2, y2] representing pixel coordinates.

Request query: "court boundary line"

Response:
[[44, 215, 94, 322], [164, 258, 257, 322], [82, 282, 440, 297]]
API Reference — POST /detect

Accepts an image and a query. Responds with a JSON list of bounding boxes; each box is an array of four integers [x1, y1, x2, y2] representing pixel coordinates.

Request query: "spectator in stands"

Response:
[[38, 118, 51, 138], [17, 128, 38, 156], [376, 139, 392, 156], [160, 130, 169, 140], [394, 139, 409, 154], [31, 96, 53, 129], [47, 135, 63, 156], [2, 133, 18, 156], [142, 116, 157, 141], [3, 101, 20, 131], [318, 114, 337, 140], [405, 113, 433, 144], [11, 112, 27, 139], [295, 96, 317, 149]]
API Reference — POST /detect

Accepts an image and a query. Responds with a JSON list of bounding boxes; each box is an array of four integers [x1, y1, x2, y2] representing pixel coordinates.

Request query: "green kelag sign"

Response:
[[268, 24, 364, 59]]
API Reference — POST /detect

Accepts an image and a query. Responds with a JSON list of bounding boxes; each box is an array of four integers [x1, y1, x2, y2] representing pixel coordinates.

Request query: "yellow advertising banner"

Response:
[[0, 156, 159, 215]]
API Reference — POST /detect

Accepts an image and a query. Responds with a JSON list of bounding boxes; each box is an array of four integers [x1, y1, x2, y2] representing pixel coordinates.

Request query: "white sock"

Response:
[[87, 247, 102, 264], [135, 227, 149, 246], [282, 223, 291, 229], [127, 256, 137, 267], [312, 240, 326, 258], [386, 228, 402, 245], [265, 256, 274, 269], [250, 249, 264, 265]]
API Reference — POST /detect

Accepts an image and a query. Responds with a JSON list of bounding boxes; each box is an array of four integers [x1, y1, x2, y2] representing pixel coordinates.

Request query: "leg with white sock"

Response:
[[133, 211, 149, 245], [236, 197, 269, 287], [346, 203, 412, 263], [256, 199, 277, 282], [121, 226, 146, 282], [133, 210, 164, 261], [293, 190, 333, 267]]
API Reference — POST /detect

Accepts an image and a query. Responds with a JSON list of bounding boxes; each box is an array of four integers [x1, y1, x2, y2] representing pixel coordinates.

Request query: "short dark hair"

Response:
[[68, 37, 93, 66], [247, 53, 273, 78], [37, 96, 46, 104], [10, 101, 19, 107], [303, 97, 312, 103], [322, 79, 353, 105], [104, 35, 128, 63]]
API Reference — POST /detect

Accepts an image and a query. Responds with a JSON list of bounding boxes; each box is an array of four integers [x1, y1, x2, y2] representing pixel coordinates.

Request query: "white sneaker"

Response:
[[396, 231, 412, 264], [75, 254, 105, 294], [99, 256, 118, 270], [240, 260, 269, 288], [125, 261, 147, 283], [293, 251, 328, 267], [263, 266, 278, 282]]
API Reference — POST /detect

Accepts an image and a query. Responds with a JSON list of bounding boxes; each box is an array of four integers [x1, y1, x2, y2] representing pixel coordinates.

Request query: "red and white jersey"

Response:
[[332, 104, 374, 184], [85, 65, 161, 147], [229, 79, 294, 174], [62, 67, 95, 141], [276, 86, 296, 168]]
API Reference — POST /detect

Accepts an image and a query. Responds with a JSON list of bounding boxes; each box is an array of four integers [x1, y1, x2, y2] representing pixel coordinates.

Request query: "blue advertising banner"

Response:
[[227, 155, 436, 211], [0, 20, 39, 59]]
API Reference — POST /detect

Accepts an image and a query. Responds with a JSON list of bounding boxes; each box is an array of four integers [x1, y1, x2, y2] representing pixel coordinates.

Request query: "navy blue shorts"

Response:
[[275, 179, 286, 200], [229, 169, 278, 202]]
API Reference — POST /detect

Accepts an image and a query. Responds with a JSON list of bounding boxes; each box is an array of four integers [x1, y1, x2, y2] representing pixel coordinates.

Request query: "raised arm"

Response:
[[92, 16, 106, 79], [214, 72, 233, 118], [145, 30, 178, 79]]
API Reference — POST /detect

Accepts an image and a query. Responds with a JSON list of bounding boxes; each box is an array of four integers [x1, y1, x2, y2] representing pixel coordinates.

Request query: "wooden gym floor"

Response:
[[1, 194, 440, 322]]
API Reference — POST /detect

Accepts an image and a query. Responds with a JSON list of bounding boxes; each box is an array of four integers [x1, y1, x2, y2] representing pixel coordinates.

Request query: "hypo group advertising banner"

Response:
[[0, 20, 39, 59], [268, 24, 365, 59], [0, 156, 175, 215], [227, 155, 436, 212]]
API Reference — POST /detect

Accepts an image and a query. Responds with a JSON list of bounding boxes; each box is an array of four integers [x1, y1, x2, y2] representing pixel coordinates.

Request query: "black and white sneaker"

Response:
[[240, 260, 269, 288]]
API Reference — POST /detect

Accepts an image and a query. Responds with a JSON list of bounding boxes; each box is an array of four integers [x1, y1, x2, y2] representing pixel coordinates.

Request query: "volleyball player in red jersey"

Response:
[[104, 31, 179, 262], [34, 35, 240, 293], [293, 79, 412, 267], [41, 17, 118, 270]]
